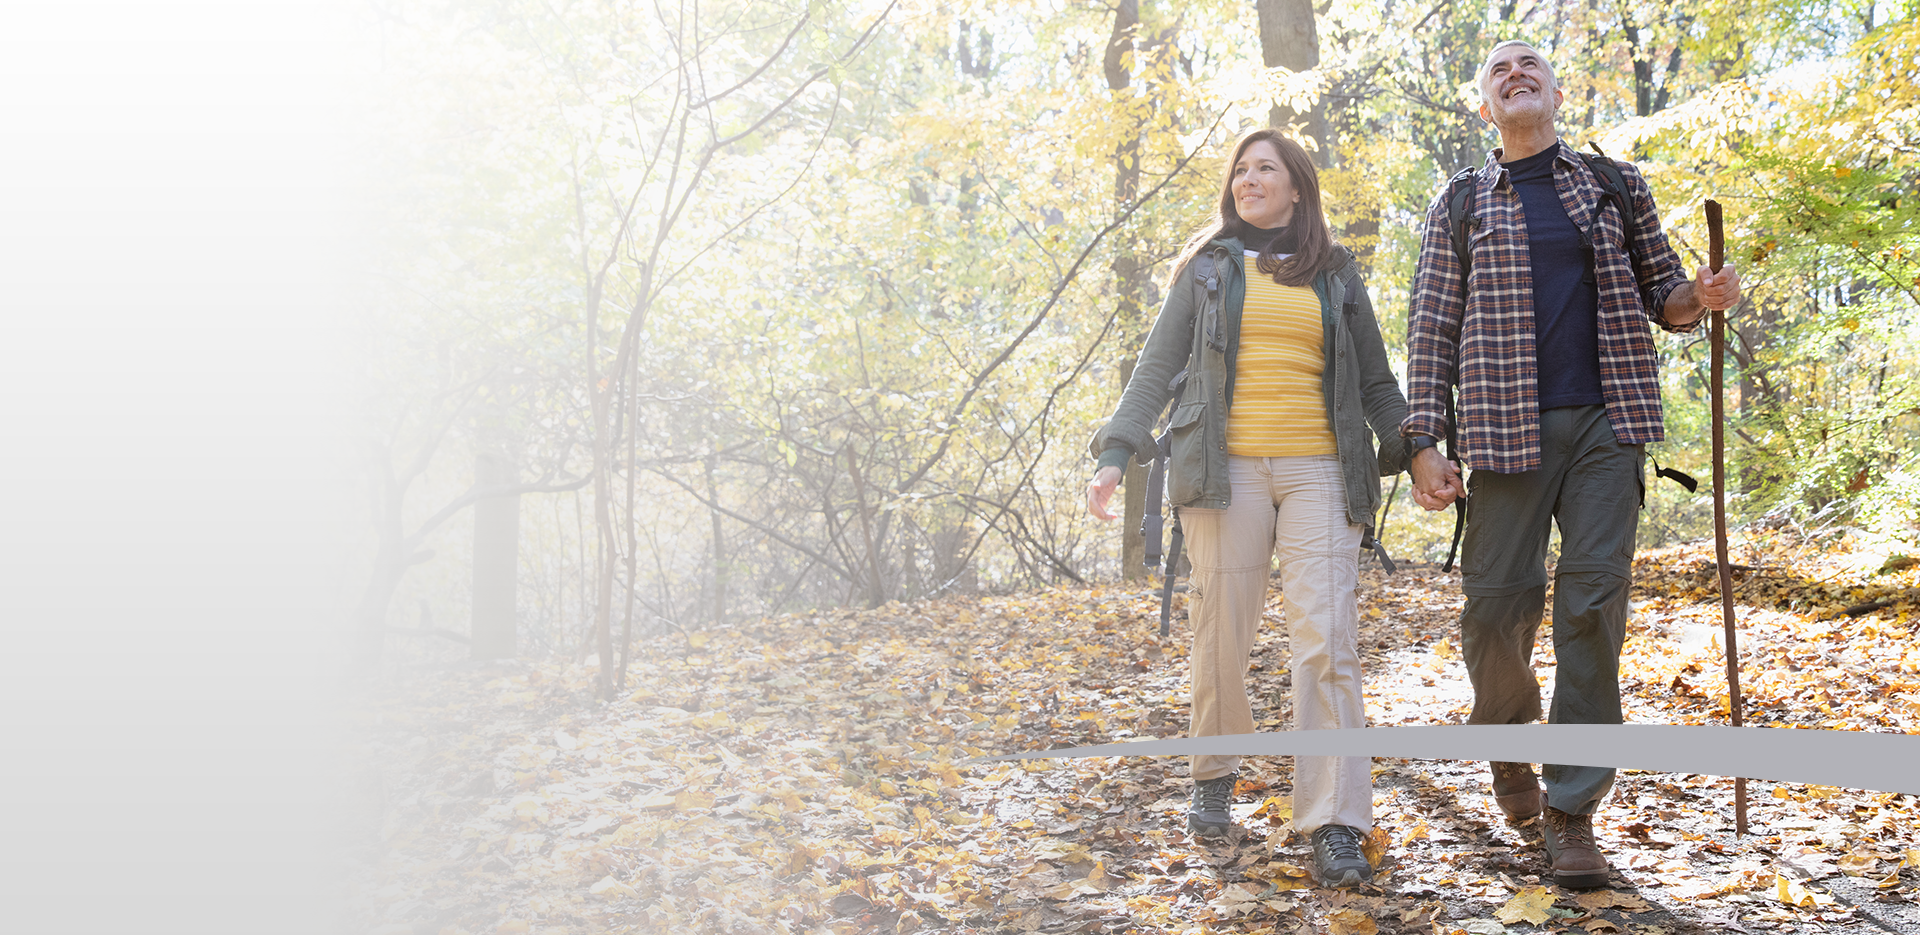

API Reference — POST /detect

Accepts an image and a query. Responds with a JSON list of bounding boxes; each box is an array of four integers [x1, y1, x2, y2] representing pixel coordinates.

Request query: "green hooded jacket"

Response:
[[1089, 238, 1410, 526]]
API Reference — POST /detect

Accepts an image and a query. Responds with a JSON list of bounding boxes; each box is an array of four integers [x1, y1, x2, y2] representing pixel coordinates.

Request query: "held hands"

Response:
[[1695, 262, 1742, 313], [1086, 465, 1123, 521], [1410, 447, 1465, 511]]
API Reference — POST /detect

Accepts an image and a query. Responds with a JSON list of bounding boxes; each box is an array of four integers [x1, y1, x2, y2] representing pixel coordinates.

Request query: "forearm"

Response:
[[1662, 280, 1708, 330], [1346, 275, 1410, 439]]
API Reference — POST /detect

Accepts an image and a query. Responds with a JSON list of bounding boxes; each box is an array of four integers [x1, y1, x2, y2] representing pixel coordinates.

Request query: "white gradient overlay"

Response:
[[1, 3, 359, 931]]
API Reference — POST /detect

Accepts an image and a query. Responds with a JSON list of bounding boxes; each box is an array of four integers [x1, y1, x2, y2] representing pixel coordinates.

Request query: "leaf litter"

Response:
[[348, 527, 1920, 933]]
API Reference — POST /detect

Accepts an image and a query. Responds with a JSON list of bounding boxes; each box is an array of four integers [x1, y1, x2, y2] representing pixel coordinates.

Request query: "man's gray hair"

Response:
[[1477, 40, 1556, 100]]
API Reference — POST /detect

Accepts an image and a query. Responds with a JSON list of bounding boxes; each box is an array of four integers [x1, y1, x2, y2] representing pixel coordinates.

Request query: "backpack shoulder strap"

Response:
[[1444, 167, 1478, 291], [1578, 151, 1638, 265]]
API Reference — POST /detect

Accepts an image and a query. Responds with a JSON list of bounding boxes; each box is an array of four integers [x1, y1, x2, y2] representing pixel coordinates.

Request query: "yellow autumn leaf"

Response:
[[1573, 891, 1653, 912], [1837, 849, 1878, 875], [1494, 885, 1557, 925], [1362, 825, 1391, 867], [1325, 907, 1377, 935], [1030, 839, 1093, 862], [1246, 860, 1311, 883], [1249, 795, 1291, 821], [1774, 874, 1834, 908]]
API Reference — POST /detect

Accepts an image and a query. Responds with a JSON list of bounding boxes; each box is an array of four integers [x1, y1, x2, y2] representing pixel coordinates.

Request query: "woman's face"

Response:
[[1231, 139, 1299, 230]]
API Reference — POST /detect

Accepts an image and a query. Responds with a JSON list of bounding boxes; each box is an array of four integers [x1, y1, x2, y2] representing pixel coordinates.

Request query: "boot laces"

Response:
[[1550, 810, 1595, 849], [1492, 761, 1530, 780], [1319, 824, 1365, 861], [1195, 776, 1234, 812]]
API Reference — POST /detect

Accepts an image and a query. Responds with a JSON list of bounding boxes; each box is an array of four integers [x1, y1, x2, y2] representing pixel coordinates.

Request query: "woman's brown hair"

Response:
[[1165, 129, 1337, 289]]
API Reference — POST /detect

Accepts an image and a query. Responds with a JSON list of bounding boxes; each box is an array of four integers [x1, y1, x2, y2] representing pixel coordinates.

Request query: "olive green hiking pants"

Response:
[[1458, 405, 1644, 816]]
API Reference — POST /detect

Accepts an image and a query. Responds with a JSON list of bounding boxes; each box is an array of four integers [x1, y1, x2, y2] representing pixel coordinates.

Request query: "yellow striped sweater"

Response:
[[1226, 253, 1335, 456]]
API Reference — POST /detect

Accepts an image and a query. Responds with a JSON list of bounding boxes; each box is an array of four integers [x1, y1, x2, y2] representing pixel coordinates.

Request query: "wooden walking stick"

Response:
[[1705, 199, 1749, 835]]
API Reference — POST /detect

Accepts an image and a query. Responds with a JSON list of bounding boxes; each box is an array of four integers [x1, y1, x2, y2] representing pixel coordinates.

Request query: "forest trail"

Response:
[[348, 529, 1920, 935]]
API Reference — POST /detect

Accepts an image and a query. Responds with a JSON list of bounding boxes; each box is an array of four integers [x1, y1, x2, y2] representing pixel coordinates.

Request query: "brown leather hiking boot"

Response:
[[1542, 806, 1611, 888], [1490, 761, 1542, 820]]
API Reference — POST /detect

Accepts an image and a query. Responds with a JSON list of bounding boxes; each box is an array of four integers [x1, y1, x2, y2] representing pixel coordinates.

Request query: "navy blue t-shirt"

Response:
[[1501, 146, 1603, 410]]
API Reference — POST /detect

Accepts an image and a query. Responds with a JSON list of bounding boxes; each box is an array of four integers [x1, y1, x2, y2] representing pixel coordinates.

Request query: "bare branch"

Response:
[[894, 109, 1228, 496], [644, 464, 857, 581], [405, 477, 593, 549], [690, 8, 812, 110]]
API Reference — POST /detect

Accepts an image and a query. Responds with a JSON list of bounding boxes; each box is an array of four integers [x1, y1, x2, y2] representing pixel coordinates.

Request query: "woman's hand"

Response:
[[1086, 466, 1123, 520]]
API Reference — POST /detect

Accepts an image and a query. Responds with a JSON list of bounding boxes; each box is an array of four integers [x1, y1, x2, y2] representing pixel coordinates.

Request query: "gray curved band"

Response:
[[987, 724, 1920, 794]]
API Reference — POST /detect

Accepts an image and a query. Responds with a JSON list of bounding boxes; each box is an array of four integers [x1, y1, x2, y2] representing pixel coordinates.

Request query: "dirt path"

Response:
[[346, 535, 1920, 934]]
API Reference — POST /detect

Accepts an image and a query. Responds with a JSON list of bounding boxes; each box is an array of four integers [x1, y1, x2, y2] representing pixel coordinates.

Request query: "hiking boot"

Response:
[[1542, 806, 1611, 888], [1490, 761, 1542, 820], [1309, 824, 1374, 888], [1187, 772, 1236, 837]]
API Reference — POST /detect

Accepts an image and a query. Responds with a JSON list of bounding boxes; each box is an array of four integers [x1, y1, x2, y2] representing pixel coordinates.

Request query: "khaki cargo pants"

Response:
[[1181, 454, 1371, 833], [1458, 404, 1644, 816]]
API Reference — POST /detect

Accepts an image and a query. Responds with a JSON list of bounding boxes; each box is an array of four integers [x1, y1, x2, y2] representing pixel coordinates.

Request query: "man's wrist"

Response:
[[1669, 282, 1708, 327], [1407, 434, 1440, 455]]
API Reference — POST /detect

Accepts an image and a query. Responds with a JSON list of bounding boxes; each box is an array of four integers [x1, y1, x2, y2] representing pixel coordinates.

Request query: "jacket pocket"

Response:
[[1165, 401, 1207, 505]]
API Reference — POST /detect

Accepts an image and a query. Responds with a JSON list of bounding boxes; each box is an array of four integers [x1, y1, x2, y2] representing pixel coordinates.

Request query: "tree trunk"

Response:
[[585, 284, 618, 696], [847, 445, 888, 607], [705, 452, 727, 626], [1256, 0, 1327, 164], [590, 457, 617, 695], [1119, 359, 1147, 577], [470, 452, 520, 659], [1107, 0, 1150, 580]]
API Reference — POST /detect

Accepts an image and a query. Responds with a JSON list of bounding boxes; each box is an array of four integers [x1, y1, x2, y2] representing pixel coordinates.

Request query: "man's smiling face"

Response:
[[1477, 42, 1563, 131]]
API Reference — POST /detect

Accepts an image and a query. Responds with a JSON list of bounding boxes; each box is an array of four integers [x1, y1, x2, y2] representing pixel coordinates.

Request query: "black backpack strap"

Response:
[[1443, 493, 1468, 573], [1653, 457, 1698, 492], [1141, 429, 1172, 569], [1359, 525, 1397, 576], [1579, 147, 1643, 288], [1438, 167, 1479, 573], [1444, 167, 1479, 292], [1157, 511, 1184, 638]]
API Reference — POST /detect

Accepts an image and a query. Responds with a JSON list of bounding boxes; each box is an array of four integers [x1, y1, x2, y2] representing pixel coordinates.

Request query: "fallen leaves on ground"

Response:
[[347, 526, 1920, 933], [1492, 886, 1556, 924]]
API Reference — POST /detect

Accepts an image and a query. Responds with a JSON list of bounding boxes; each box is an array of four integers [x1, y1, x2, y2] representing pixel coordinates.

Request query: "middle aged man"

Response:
[[1399, 40, 1742, 888]]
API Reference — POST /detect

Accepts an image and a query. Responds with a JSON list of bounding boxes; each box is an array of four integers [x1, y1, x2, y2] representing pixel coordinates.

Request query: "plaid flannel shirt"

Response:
[[1400, 141, 1699, 473]]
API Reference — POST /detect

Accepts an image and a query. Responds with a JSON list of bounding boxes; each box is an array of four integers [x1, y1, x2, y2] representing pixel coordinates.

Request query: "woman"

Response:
[[1086, 129, 1408, 888]]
